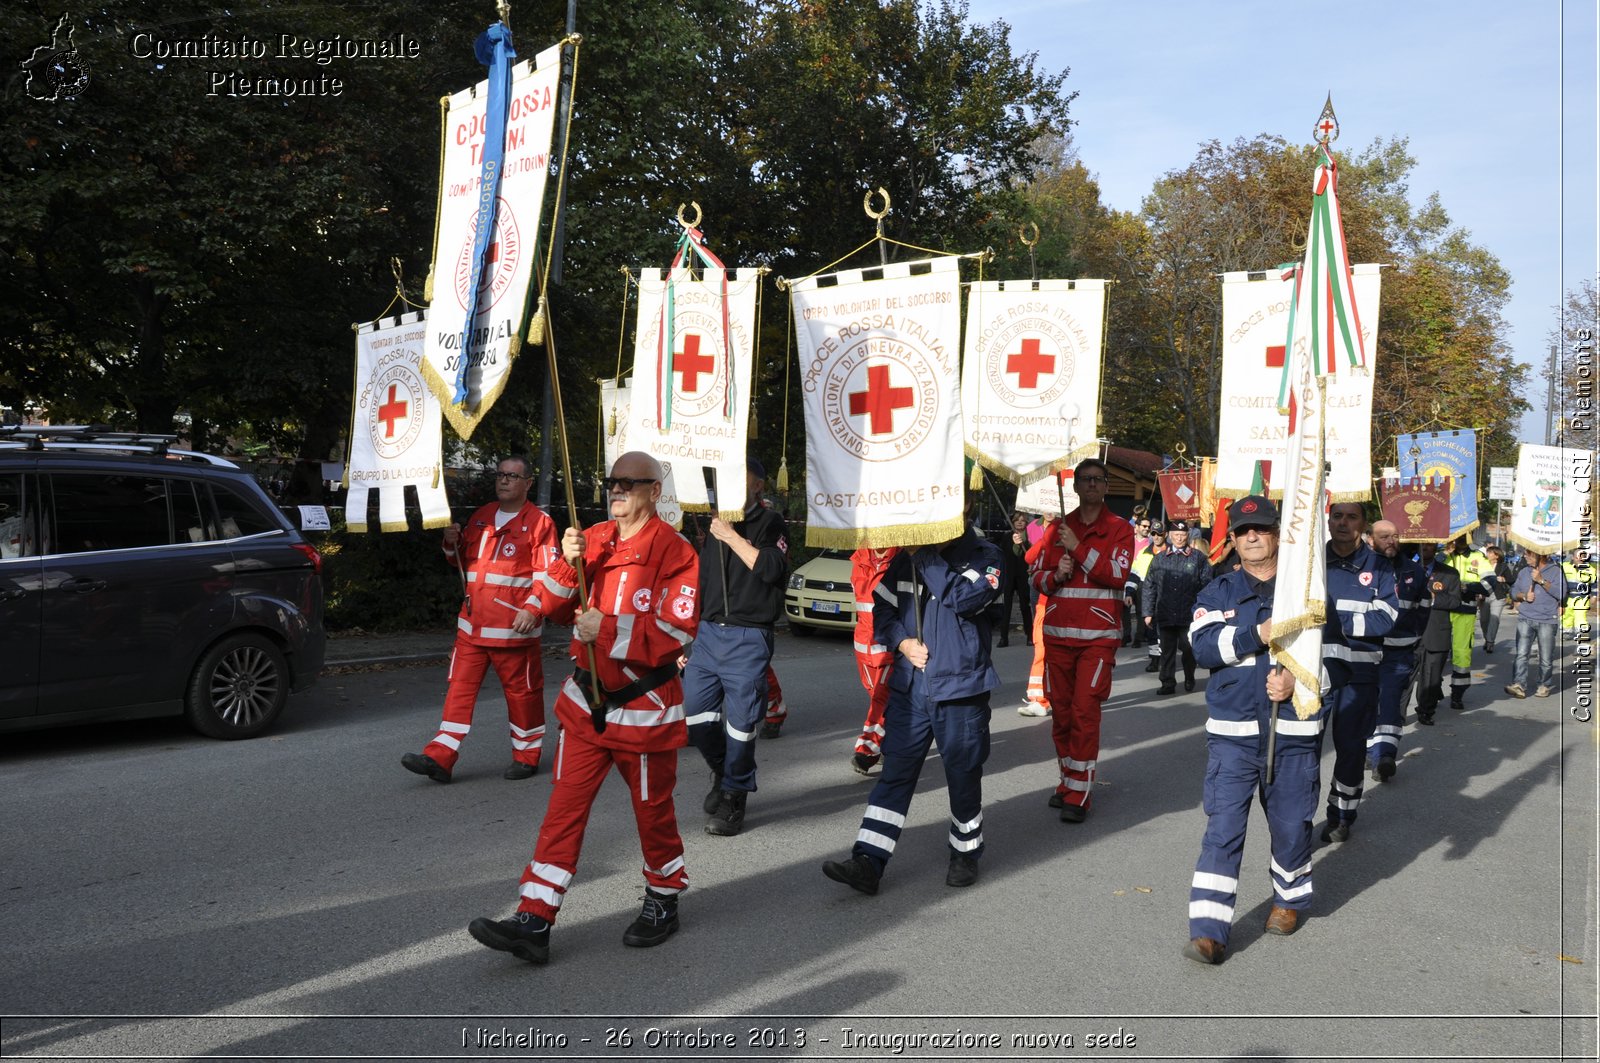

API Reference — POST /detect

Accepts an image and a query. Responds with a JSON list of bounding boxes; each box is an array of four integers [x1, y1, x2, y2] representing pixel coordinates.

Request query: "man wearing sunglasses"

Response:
[[402, 456, 558, 784], [469, 451, 700, 963], [1029, 457, 1135, 822], [1185, 495, 1320, 964], [684, 456, 790, 837]]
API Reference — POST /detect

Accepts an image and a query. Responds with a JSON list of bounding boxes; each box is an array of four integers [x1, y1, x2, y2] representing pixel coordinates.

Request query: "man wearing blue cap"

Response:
[[1185, 495, 1323, 965], [684, 457, 790, 837]]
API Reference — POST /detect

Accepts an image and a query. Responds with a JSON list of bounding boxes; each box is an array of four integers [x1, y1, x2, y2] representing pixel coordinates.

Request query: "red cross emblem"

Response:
[[673, 333, 716, 394], [1005, 338, 1055, 390], [847, 364, 916, 435], [377, 384, 409, 439]]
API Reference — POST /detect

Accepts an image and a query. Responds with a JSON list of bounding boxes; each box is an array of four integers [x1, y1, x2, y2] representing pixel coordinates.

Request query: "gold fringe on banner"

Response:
[[964, 441, 1099, 487], [423, 95, 449, 304], [805, 512, 966, 550]]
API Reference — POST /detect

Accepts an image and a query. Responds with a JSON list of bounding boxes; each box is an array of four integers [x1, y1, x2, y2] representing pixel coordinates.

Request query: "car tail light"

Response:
[[292, 542, 323, 575]]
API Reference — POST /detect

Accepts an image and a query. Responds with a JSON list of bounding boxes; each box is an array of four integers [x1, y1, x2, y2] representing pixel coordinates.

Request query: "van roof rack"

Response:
[[0, 425, 235, 467]]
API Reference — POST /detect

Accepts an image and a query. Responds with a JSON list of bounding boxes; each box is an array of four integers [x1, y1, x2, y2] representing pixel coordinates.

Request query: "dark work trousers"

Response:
[[1188, 739, 1318, 949], [850, 672, 991, 871], [1325, 682, 1376, 827], [684, 622, 774, 793], [1367, 647, 1417, 766], [1414, 647, 1447, 718], [1157, 624, 1196, 687], [999, 559, 1034, 643]]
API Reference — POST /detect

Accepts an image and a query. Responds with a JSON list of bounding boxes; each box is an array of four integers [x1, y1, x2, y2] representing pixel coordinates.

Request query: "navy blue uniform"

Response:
[[1321, 542, 1398, 827], [685, 503, 789, 794], [1368, 555, 1426, 768], [850, 528, 1003, 871], [1187, 568, 1326, 949]]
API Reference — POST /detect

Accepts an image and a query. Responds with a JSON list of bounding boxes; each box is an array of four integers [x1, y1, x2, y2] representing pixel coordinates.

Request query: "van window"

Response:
[[50, 473, 174, 553], [208, 483, 280, 540], [0, 474, 35, 558]]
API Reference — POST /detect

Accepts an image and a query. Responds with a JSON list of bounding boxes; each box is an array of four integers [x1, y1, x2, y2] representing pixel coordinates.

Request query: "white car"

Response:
[[784, 548, 855, 634]]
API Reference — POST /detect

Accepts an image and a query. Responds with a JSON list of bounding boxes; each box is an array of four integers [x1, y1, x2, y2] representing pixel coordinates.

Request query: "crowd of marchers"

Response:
[[395, 452, 1591, 967]]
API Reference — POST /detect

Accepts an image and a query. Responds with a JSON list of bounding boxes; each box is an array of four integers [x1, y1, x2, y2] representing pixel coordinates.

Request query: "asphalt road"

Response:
[[2, 629, 1595, 1062]]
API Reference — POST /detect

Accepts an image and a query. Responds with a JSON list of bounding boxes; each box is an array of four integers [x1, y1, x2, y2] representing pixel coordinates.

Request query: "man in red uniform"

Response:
[[402, 456, 558, 783], [849, 546, 900, 774], [1030, 457, 1134, 822], [468, 451, 700, 963]]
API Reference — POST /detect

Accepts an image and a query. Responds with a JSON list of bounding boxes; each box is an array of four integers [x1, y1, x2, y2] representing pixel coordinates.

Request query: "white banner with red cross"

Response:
[[1216, 263, 1381, 501], [790, 256, 966, 548], [346, 312, 451, 533], [626, 267, 760, 521], [961, 279, 1106, 485], [419, 42, 562, 439], [600, 376, 683, 529]]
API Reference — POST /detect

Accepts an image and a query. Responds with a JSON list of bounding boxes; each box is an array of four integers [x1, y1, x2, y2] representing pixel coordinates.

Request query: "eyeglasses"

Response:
[[494, 472, 531, 482], [603, 476, 657, 492], [1076, 475, 1107, 485]]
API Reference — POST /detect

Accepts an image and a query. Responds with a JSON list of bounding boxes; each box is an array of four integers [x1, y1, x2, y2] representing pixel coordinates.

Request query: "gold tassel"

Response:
[[607, 406, 617, 435], [969, 463, 984, 491], [526, 295, 547, 346], [593, 476, 602, 504], [776, 457, 789, 493]]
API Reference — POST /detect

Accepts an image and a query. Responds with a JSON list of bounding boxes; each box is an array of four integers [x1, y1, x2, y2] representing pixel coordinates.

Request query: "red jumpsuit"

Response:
[[850, 547, 900, 759], [1031, 509, 1133, 810], [514, 516, 700, 924], [422, 501, 558, 773]]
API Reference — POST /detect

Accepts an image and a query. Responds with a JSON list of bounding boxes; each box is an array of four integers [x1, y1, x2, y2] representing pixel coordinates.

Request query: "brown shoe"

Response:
[[1265, 905, 1300, 936], [1182, 937, 1225, 965]]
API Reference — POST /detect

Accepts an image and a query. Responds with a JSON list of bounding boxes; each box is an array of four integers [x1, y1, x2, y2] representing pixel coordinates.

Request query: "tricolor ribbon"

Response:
[[452, 21, 516, 406], [655, 225, 735, 431], [1276, 143, 1367, 421]]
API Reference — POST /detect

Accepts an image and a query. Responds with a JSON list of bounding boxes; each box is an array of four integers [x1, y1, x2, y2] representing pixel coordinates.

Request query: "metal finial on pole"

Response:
[[864, 187, 891, 266], [1019, 222, 1040, 282], [1314, 93, 1339, 145]]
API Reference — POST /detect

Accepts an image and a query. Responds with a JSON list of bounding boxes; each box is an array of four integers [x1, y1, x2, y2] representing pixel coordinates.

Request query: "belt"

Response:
[[572, 663, 679, 712]]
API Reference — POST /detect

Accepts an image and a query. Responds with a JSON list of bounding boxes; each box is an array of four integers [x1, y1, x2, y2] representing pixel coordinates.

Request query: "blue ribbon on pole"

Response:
[[452, 21, 516, 405]]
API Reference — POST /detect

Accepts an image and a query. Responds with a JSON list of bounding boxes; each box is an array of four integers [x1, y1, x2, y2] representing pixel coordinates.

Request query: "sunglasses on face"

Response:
[[1076, 475, 1107, 485], [603, 476, 658, 492]]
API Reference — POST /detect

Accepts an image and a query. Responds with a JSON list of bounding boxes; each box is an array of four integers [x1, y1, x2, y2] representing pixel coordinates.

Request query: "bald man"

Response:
[[1366, 521, 1427, 782], [470, 452, 701, 964]]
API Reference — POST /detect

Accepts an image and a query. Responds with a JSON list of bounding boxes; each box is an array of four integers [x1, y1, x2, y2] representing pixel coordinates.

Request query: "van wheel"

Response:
[[185, 634, 289, 739]]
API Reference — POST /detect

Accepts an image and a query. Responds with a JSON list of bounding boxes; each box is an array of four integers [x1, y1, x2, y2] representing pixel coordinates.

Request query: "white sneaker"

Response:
[[1017, 701, 1050, 717], [1534, 685, 1554, 697]]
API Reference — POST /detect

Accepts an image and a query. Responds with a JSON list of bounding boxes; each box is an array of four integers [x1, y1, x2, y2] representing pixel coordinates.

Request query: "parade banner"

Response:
[[961, 279, 1105, 484], [598, 377, 682, 529], [1157, 467, 1202, 521], [346, 312, 451, 533], [1380, 477, 1453, 542], [1396, 430, 1478, 537], [419, 42, 563, 439], [626, 267, 760, 520], [1014, 469, 1081, 517], [1508, 443, 1588, 554], [1268, 136, 1371, 721], [1216, 263, 1381, 501], [791, 256, 965, 547]]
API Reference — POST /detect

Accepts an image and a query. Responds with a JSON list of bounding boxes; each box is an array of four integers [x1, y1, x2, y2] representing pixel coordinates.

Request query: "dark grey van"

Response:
[[0, 427, 325, 738]]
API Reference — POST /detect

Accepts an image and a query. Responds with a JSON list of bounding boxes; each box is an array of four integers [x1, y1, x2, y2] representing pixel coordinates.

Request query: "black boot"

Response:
[[622, 888, 679, 947], [468, 911, 550, 964], [1450, 691, 1466, 712], [705, 790, 747, 836]]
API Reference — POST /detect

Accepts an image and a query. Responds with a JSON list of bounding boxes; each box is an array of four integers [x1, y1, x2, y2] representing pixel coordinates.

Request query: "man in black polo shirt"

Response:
[[684, 457, 790, 837]]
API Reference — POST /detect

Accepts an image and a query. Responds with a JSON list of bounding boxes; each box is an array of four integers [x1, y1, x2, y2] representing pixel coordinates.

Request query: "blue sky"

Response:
[[965, 0, 1597, 444]]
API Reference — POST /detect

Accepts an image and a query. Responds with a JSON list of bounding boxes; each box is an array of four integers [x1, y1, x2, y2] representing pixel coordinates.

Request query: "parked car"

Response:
[[784, 548, 855, 634], [0, 426, 326, 738]]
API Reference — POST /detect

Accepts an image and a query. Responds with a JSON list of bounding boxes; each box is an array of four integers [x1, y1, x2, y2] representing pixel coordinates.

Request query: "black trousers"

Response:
[[1157, 624, 1195, 686], [998, 564, 1034, 642]]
